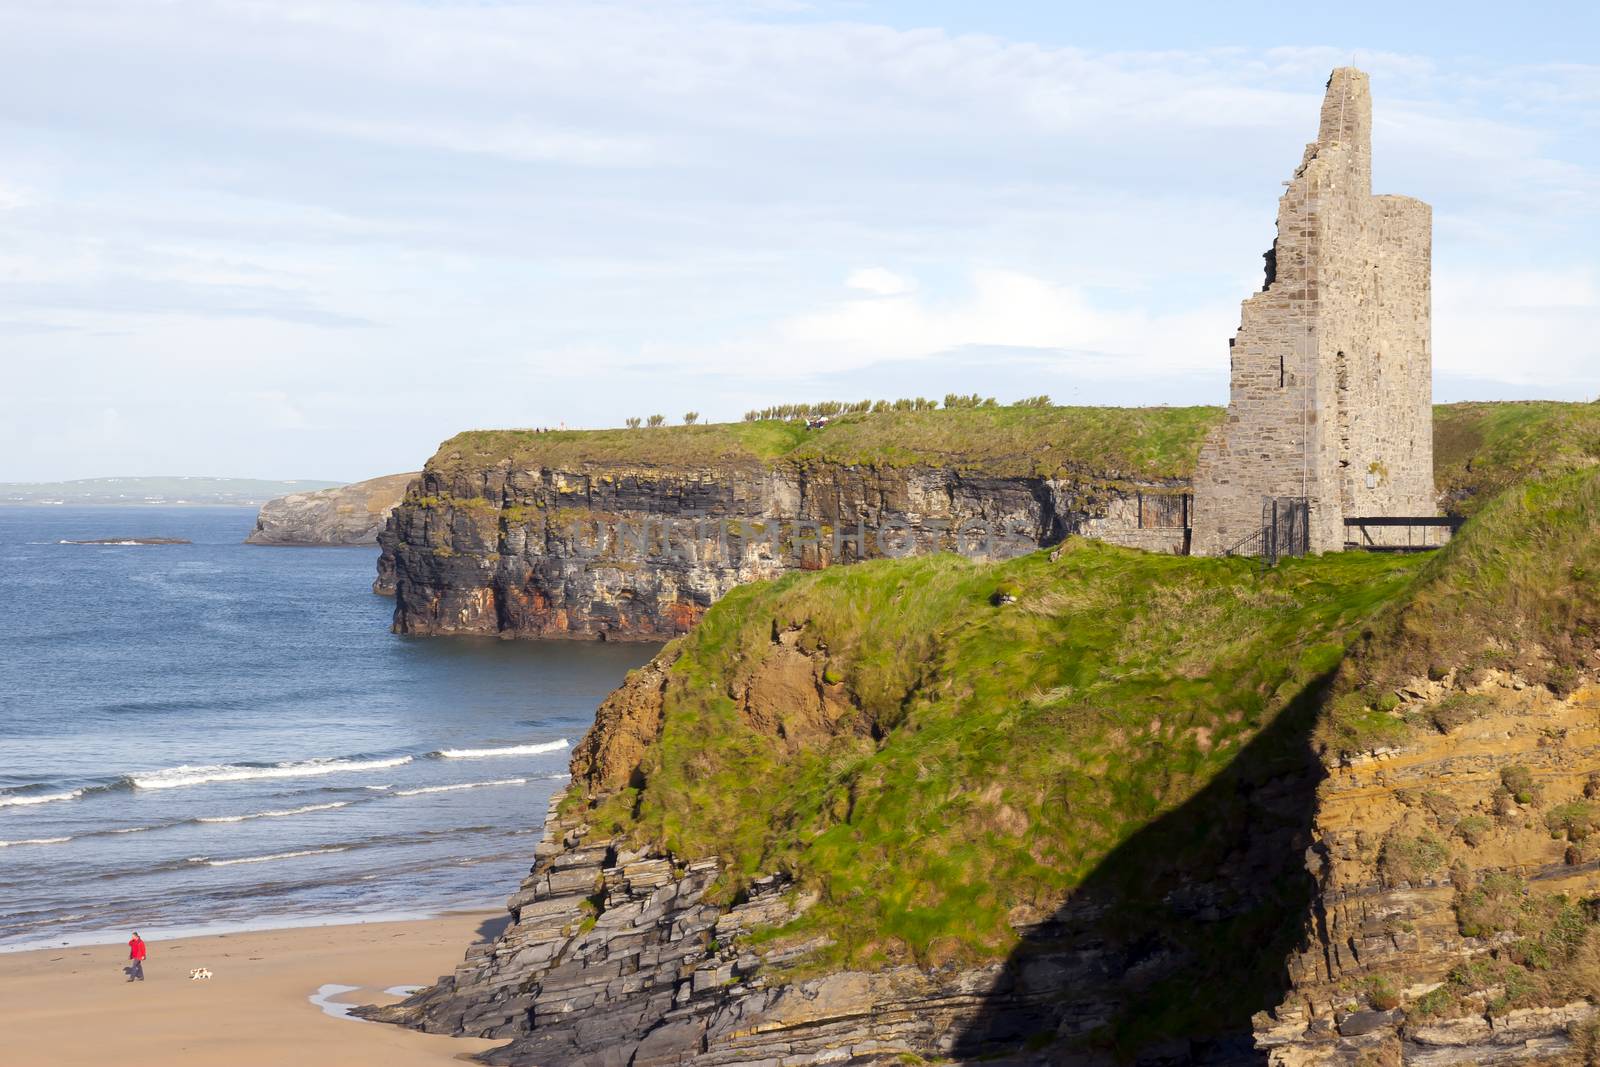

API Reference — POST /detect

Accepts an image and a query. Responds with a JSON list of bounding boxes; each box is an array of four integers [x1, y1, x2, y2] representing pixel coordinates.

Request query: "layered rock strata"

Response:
[[376, 460, 1190, 638], [247, 472, 417, 546], [364, 644, 1319, 1067], [362, 791, 1150, 1066], [1257, 679, 1600, 1065]]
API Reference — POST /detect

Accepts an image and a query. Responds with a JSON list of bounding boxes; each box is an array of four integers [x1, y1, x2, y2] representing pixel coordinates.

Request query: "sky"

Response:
[[2, 1, 1596, 482]]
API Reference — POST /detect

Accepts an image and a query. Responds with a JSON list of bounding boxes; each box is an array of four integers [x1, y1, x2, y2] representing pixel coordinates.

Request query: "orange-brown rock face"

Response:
[[568, 623, 865, 796], [568, 655, 674, 792], [1258, 679, 1600, 1065]]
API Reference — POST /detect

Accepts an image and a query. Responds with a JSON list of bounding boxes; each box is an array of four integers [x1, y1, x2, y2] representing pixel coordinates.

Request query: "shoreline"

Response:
[[0, 902, 504, 956], [0, 910, 502, 1066]]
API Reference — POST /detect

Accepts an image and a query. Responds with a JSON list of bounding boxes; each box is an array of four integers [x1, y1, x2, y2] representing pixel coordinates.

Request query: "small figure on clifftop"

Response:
[[126, 931, 147, 982]]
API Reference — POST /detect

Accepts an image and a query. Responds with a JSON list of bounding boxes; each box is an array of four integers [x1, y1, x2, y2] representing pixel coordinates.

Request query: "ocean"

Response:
[[0, 506, 659, 951]]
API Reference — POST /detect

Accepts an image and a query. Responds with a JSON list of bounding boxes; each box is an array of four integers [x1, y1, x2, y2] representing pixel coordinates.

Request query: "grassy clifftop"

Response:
[[575, 535, 1424, 965], [1434, 401, 1600, 514], [561, 465, 1600, 1054], [424, 401, 1600, 502], [427, 405, 1223, 481], [1323, 465, 1600, 755]]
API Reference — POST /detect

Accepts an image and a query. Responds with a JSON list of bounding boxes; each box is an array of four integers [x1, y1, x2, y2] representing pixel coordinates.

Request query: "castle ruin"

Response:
[[1190, 67, 1436, 556]]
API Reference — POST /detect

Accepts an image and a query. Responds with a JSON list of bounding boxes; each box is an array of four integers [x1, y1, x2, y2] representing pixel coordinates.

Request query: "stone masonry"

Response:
[[1191, 68, 1435, 556]]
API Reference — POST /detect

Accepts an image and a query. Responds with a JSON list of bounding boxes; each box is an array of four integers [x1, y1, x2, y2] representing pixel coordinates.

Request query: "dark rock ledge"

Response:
[[359, 790, 1076, 1066]]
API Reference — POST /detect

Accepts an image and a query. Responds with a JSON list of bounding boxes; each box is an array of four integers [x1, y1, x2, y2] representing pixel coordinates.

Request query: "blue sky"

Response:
[[2, 1, 1596, 481]]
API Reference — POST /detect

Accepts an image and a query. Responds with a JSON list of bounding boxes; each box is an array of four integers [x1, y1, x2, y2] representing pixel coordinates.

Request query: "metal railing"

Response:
[[1344, 516, 1464, 553], [1223, 497, 1310, 569]]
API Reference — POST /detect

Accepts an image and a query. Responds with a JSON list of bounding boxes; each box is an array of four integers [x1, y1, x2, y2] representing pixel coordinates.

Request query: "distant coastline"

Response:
[[0, 476, 343, 508]]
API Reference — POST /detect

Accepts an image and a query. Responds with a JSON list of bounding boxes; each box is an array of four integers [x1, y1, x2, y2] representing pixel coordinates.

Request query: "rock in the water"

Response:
[[246, 472, 416, 547]]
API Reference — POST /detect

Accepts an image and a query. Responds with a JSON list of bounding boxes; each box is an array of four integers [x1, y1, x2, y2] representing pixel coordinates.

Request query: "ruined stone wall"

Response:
[[1191, 68, 1435, 555]]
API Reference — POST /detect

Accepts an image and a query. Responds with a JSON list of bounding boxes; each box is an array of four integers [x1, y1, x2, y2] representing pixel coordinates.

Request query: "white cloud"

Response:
[[287, 115, 663, 167], [0, 1, 1593, 477], [251, 390, 310, 430], [1436, 265, 1600, 389], [845, 267, 916, 296], [676, 267, 1237, 380]]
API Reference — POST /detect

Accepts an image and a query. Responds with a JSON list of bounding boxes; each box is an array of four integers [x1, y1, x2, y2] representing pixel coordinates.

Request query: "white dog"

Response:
[[188, 967, 213, 981]]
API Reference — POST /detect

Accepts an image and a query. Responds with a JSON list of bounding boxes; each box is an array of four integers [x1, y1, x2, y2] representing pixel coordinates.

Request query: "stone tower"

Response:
[[1190, 68, 1435, 556]]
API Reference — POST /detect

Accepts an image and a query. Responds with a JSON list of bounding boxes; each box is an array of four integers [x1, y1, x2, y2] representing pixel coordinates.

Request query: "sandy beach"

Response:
[[0, 912, 505, 1066]]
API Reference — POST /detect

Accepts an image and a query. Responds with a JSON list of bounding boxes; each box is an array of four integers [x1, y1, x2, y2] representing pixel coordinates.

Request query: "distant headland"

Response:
[[0, 476, 342, 508]]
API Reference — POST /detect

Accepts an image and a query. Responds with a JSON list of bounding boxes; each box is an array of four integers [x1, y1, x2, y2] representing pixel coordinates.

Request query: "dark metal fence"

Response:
[[1224, 497, 1310, 568]]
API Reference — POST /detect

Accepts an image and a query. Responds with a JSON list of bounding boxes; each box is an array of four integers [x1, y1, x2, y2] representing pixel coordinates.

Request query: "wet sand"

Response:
[[0, 912, 504, 1066]]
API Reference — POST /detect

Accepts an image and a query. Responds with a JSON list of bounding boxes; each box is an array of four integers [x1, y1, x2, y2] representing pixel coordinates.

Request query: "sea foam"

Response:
[[196, 802, 350, 824], [393, 778, 527, 797], [0, 836, 72, 848], [192, 847, 349, 867], [0, 789, 83, 808], [436, 740, 568, 759], [132, 757, 413, 790]]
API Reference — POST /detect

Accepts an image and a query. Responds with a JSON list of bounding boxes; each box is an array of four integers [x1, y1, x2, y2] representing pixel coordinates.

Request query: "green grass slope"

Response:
[[1324, 466, 1600, 755], [578, 466, 1599, 959], [581, 540, 1424, 969], [1434, 401, 1600, 514]]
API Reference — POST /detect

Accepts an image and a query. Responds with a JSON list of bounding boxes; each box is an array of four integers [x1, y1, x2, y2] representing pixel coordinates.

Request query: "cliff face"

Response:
[[247, 472, 417, 547], [1258, 680, 1600, 1066], [366, 669, 1305, 1067], [366, 531, 1429, 1064], [367, 469, 1600, 1066], [377, 456, 1191, 638], [1257, 469, 1600, 1065], [362, 789, 1033, 1066], [377, 402, 1600, 640]]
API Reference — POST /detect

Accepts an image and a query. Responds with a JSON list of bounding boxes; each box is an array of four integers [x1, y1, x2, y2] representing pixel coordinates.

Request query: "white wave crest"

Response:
[[0, 836, 72, 847], [132, 757, 413, 790], [109, 826, 154, 834], [393, 778, 527, 797], [192, 847, 349, 867], [437, 739, 568, 760], [0, 789, 83, 808], [197, 802, 349, 824]]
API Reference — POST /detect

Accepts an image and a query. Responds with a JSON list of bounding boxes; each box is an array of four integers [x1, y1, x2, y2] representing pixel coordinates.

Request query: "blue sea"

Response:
[[0, 507, 658, 951]]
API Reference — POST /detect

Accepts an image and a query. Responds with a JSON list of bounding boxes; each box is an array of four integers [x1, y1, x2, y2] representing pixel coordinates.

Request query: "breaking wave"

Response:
[[191, 847, 349, 867], [393, 778, 527, 797], [131, 757, 413, 790], [196, 802, 350, 824], [0, 836, 72, 848], [436, 739, 568, 760], [0, 789, 83, 809]]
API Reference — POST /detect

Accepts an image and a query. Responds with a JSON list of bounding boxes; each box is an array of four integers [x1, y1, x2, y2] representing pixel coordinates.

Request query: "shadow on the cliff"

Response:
[[476, 914, 513, 943], [952, 671, 1334, 1066]]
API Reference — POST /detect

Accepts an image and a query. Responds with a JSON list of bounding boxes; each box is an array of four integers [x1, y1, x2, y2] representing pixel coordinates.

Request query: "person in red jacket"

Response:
[[127, 931, 147, 982]]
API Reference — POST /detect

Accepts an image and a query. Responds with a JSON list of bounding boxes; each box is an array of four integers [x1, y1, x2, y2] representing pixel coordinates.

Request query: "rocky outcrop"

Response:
[[365, 624, 1323, 1066], [363, 792, 1068, 1066], [247, 472, 417, 547], [1256, 679, 1600, 1065], [377, 459, 1190, 639], [375, 399, 1600, 640], [373, 680, 1600, 1067]]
